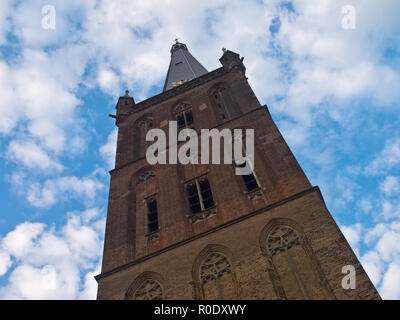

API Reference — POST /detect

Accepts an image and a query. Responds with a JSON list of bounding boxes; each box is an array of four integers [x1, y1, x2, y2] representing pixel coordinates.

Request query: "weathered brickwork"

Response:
[[96, 46, 380, 300]]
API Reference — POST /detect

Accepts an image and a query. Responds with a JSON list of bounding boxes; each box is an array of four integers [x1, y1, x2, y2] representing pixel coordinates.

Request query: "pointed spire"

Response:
[[163, 40, 208, 92]]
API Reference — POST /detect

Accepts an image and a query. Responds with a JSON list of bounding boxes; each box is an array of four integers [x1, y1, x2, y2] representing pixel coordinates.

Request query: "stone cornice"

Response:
[[95, 186, 321, 282], [120, 67, 228, 117]]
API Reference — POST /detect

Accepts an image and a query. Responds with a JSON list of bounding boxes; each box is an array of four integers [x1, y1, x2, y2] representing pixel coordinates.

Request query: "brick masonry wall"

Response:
[[97, 188, 380, 300], [101, 104, 313, 272], [97, 52, 380, 299]]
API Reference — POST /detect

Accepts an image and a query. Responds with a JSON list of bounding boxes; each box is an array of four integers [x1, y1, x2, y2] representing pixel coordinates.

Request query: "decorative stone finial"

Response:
[[222, 47, 227, 53], [124, 90, 130, 97]]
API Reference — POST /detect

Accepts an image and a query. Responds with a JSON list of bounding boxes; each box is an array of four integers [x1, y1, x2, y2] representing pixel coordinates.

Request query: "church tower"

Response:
[[95, 41, 380, 300]]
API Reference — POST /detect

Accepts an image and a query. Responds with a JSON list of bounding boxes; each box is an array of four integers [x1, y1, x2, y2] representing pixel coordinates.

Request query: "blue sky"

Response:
[[0, 0, 400, 299]]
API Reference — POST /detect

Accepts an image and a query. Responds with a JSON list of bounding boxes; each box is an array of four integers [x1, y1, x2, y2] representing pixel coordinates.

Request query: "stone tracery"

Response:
[[133, 279, 163, 300]]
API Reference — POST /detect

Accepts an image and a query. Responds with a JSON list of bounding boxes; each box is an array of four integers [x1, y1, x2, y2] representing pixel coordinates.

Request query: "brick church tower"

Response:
[[95, 41, 380, 300]]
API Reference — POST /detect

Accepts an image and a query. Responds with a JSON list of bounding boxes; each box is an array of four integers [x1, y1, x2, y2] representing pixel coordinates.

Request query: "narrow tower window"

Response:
[[174, 102, 194, 129], [185, 177, 214, 214], [237, 161, 259, 191], [213, 87, 231, 120], [177, 110, 194, 129], [146, 197, 159, 233], [136, 117, 153, 158]]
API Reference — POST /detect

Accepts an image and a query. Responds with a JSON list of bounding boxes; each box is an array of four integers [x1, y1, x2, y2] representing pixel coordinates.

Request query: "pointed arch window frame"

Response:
[[212, 86, 231, 121], [199, 252, 232, 300], [173, 101, 194, 130], [125, 272, 165, 300], [190, 244, 240, 300]]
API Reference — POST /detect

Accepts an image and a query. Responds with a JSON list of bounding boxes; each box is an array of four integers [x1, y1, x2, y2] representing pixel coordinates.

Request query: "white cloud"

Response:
[[0, 209, 104, 300], [97, 68, 121, 96], [10, 1, 96, 49], [278, 121, 310, 148], [1, 0, 400, 300], [0, 46, 89, 176], [254, 0, 400, 138], [10, 171, 105, 209], [380, 262, 400, 299], [7, 140, 63, 172], [1, 223, 46, 259], [365, 139, 400, 176], [375, 228, 400, 262], [380, 176, 400, 196], [81, 0, 233, 98], [341, 223, 363, 249], [2, 0, 399, 159], [0, 61, 19, 134], [100, 129, 117, 170], [68, 136, 87, 155], [63, 214, 101, 261], [2, 264, 66, 300], [333, 175, 360, 208], [359, 221, 400, 298], [25, 175, 105, 208], [1, 0, 398, 147], [0, 0, 12, 45], [81, 208, 101, 224], [380, 200, 400, 221], [358, 198, 373, 214], [77, 264, 101, 300], [361, 251, 384, 285], [0, 251, 12, 276]]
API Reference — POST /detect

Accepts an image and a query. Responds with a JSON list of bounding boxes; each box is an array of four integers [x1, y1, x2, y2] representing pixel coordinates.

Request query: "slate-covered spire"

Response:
[[163, 40, 208, 92]]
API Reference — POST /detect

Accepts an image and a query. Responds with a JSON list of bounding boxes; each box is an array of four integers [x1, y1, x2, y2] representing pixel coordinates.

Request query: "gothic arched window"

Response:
[[212, 87, 231, 121], [184, 175, 215, 223], [232, 129, 263, 200], [267, 225, 301, 256], [237, 160, 259, 192], [135, 116, 153, 159], [174, 101, 193, 129], [199, 252, 234, 299], [137, 117, 153, 142], [133, 279, 163, 300], [263, 224, 335, 300], [266, 225, 309, 299]]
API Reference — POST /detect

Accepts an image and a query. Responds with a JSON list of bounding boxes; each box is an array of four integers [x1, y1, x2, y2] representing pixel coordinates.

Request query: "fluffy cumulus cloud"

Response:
[[262, 0, 400, 147], [0, 0, 12, 45], [365, 139, 400, 176], [0, 48, 87, 152], [344, 135, 400, 299], [356, 221, 400, 299], [97, 68, 121, 96], [380, 176, 400, 197], [10, 173, 105, 209], [0, 209, 104, 299], [100, 128, 117, 170], [0, 251, 12, 277], [0, 0, 400, 299], [341, 223, 362, 250], [7, 140, 63, 172], [2, 0, 400, 159]]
